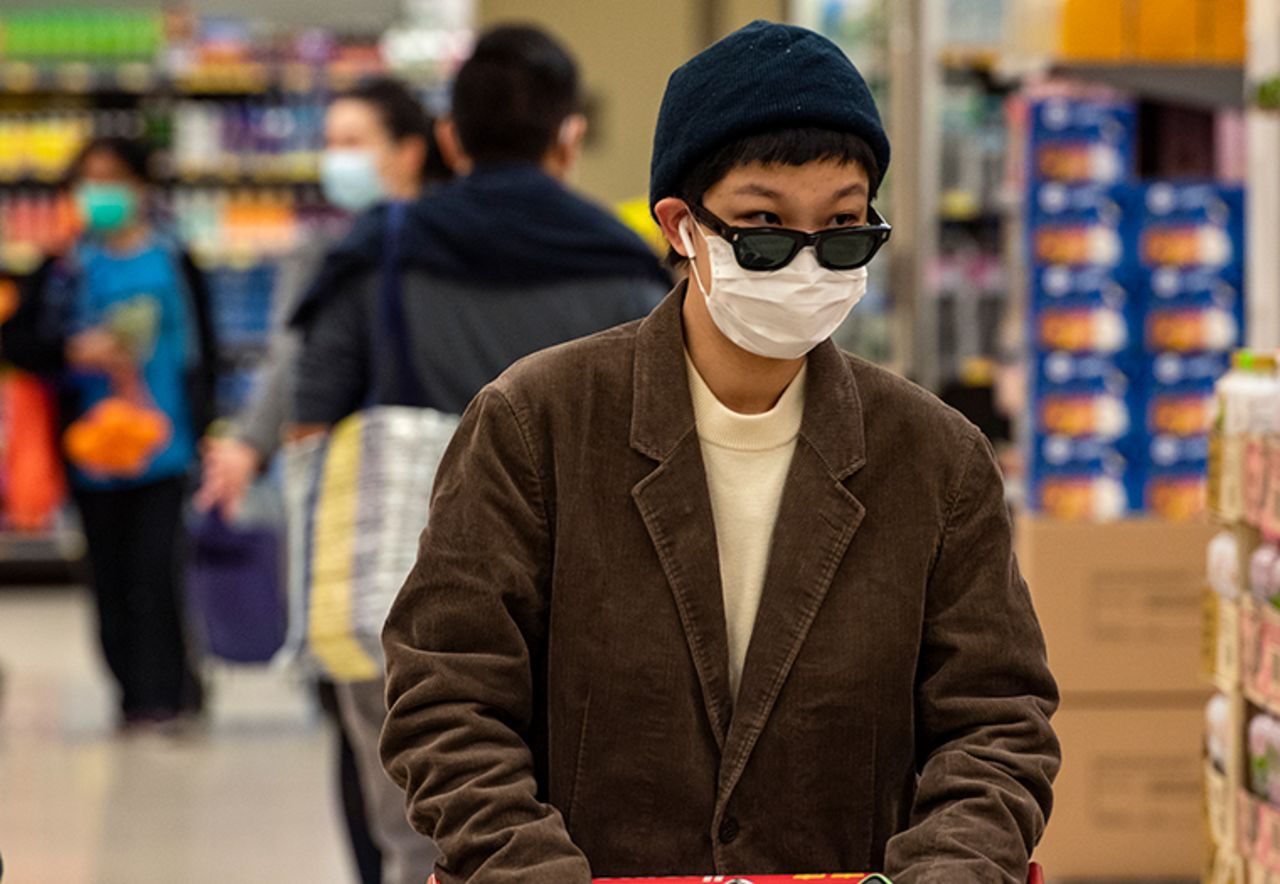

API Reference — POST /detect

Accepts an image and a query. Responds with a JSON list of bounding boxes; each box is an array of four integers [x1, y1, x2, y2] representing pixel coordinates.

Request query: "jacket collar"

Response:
[[630, 283, 867, 480]]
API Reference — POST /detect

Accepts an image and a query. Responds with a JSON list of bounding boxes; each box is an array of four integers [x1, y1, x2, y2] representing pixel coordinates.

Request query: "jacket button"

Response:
[[718, 816, 740, 844]]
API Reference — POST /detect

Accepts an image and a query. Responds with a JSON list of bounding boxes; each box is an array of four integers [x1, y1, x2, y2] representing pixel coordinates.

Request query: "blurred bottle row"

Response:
[[0, 101, 328, 184], [0, 187, 340, 272]]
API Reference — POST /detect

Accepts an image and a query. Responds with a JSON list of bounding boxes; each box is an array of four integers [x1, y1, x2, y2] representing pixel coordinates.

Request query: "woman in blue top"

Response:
[[2, 137, 217, 731]]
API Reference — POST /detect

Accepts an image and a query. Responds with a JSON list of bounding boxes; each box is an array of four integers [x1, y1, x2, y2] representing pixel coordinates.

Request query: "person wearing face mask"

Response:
[[379, 21, 1059, 884], [192, 77, 450, 884], [1, 137, 217, 733], [197, 77, 451, 520]]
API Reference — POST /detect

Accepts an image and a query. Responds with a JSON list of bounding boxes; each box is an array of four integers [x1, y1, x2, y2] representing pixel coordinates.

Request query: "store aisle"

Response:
[[0, 587, 352, 884]]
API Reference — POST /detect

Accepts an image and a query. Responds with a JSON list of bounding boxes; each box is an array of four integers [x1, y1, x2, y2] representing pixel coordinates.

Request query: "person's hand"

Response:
[[67, 328, 133, 378], [195, 437, 262, 517]]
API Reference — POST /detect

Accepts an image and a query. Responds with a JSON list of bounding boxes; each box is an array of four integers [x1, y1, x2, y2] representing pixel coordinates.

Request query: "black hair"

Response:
[[451, 24, 580, 165], [678, 127, 881, 205], [70, 136, 153, 185], [341, 77, 452, 183], [667, 127, 881, 267]]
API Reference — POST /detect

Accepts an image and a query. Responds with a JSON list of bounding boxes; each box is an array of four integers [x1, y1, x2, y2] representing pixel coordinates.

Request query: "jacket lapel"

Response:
[[718, 339, 869, 801], [630, 286, 734, 749]]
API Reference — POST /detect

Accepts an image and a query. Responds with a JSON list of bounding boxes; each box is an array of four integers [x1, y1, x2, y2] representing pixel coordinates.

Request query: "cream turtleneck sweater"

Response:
[[686, 356, 806, 700]]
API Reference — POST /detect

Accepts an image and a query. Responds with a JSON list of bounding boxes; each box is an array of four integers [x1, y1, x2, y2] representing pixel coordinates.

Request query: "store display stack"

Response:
[[1026, 97, 1246, 521], [1204, 349, 1280, 882], [1019, 95, 1232, 878]]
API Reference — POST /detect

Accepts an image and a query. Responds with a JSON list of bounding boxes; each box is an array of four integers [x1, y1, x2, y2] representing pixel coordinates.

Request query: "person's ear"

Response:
[[653, 197, 696, 258], [386, 135, 426, 193], [434, 117, 472, 175], [543, 114, 588, 180], [559, 113, 587, 163]]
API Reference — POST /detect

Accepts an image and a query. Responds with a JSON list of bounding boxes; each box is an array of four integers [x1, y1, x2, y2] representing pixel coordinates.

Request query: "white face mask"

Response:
[[320, 149, 387, 213], [679, 219, 868, 360]]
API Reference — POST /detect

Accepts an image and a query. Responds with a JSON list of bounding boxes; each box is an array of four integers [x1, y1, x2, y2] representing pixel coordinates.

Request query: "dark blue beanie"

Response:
[[649, 20, 890, 211]]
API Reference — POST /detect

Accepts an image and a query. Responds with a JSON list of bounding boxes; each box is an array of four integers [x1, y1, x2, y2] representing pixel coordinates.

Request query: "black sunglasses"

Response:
[[689, 202, 892, 272]]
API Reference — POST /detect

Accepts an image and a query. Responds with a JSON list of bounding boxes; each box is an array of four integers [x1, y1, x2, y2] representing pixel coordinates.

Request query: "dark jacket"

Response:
[[291, 164, 669, 422], [0, 246, 218, 441], [381, 287, 1060, 884]]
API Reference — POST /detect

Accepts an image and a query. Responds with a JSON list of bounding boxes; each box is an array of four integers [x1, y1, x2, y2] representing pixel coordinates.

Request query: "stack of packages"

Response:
[[1018, 94, 1241, 878], [1026, 96, 1245, 521], [1204, 351, 1280, 882], [1026, 96, 1142, 520]]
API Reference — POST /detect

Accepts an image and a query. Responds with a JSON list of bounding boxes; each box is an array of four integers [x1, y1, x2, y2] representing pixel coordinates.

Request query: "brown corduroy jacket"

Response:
[[381, 287, 1060, 884]]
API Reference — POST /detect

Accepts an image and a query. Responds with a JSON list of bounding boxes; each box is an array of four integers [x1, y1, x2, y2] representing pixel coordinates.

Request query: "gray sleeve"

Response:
[[293, 274, 372, 426], [231, 244, 325, 456]]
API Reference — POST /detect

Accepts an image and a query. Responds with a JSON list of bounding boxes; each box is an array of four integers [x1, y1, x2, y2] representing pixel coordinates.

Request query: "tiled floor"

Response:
[[0, 587, 355, 884]]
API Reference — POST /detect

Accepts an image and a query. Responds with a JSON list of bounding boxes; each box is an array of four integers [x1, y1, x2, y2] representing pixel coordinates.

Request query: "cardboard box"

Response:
[[1058, 0, 1131, 60], [1037, 700, 1208, 877], [1201, 0, 1246, 63], [1016, 515, 1216, 694], [1136, 0, 1200, 61]]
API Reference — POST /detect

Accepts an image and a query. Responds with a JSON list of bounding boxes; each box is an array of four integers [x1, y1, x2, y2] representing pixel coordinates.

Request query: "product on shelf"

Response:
[[1208, 529, 1242, 599], [1249, 713, 1280, 805], [1210, 352, 1278, 525], [1251, 544, 1280, 605], [1029, 96, 1136, 184], [0, 9, 165, 63], [1208, 692, 1232, 772]]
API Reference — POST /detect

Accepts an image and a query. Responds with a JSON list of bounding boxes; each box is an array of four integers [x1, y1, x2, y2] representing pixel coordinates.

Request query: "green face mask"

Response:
[[75, 183, 139, 234]]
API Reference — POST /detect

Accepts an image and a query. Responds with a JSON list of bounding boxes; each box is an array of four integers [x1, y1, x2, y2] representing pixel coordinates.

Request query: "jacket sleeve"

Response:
[[884, 431, 1060, 884], [232, 247, 316, 457], [292, 274, 371, 425], [380, 384, 592, 884], [1, 259, 67, 376], [180, 252, 219, 435]]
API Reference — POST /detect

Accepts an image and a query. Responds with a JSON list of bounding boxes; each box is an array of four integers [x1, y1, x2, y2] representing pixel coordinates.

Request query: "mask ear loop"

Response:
[[679, 217, 711, 298]]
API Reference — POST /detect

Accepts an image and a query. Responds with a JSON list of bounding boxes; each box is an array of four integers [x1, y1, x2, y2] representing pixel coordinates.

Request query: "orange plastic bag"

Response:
[[63, 396, 171, 479], [2, 372, 67, 530]]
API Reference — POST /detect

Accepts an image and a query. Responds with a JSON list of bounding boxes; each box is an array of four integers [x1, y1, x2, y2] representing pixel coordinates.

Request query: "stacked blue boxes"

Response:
[[1025, 97, 1245, 519], [1026, 97, 1141, 520], [1135, 184, 1244, 519]]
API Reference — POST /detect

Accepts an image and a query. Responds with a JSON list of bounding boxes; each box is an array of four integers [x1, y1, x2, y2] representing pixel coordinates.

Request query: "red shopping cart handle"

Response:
[[431, 865, 1044, 883]]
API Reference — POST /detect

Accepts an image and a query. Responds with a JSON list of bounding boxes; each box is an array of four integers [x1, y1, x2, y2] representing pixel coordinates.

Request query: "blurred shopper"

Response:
[[0, 137, 216, 732], [380, 21, 1059, 883], [291, 24, 668, 884], [197, 78, 451, 516], [194, 78, 452, 884]]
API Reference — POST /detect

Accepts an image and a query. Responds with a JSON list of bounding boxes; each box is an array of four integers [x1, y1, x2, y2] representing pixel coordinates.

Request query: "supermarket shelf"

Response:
[[0, 60, 423, 97], [0, 529, 83, 563], [1049, 62, 1244, 109], [0, 173, 322, 189]]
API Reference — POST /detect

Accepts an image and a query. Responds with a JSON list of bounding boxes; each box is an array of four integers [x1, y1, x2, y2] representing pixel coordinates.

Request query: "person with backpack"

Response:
[[1, 136, 217, 734]]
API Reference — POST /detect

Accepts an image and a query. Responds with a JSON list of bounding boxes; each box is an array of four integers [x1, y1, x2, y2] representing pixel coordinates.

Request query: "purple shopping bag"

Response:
[[188, 509, 286, 664]]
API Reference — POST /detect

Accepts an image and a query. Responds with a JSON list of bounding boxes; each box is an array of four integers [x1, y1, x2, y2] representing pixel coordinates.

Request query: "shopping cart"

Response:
[[429, 865, 1046, 883]]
